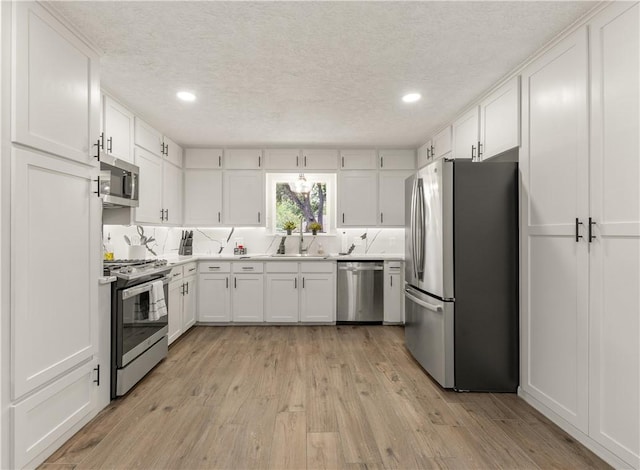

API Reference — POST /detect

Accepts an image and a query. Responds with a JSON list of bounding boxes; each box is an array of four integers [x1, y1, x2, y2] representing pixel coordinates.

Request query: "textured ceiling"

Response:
[[51, 1, 596, 148]]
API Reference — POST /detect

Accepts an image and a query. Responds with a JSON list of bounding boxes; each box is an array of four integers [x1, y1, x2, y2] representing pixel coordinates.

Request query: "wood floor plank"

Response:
[[41, 325, 611, 470]]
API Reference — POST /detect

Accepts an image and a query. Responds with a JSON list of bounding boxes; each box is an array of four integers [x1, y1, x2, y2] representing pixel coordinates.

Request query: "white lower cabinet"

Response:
[[265, 274, 299, 323], [198, 262, 232, 322], [167, 263, 197, 344], [231, 262, 264, 322], [383, 261, 404, 324], [299, 262, 336, 323]]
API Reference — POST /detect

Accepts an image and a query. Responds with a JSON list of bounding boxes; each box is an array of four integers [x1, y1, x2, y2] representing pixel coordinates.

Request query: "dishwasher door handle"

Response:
[[338, 266, 384, 272]]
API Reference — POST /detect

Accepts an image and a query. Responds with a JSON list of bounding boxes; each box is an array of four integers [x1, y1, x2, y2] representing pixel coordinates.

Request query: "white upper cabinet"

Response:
[[264, 149, 301, 169], [378, 149, 415, 170], [163, 136, 183, 168], [432, 126, 452, 159], [134, 117, 164, 156], [339, 149, 377, 170], [417, 141, 431, 168], [184, 148, 223, 169], [102, 95, 134, 163], [162, 162, 183, 225], [224, 149, 263, 169], [301, 149, 338, 170], [379, 171, 413, 226], [452, 107, 480, 160], [134, 147, 163, 224], [338, 171, 378, 227], [588, 2, 639, 467], [184, 170, 223, 226], [12, 2, 100, 166], [223, 170, 265, 226], [480, 76, 520, 160]]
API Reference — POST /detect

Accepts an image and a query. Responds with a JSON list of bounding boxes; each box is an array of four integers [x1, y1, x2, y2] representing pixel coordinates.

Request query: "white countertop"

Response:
[[162, 253, 404, 266]]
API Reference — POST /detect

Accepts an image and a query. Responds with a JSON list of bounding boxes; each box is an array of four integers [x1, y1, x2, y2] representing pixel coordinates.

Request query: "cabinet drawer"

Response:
[[386, 261, 403, 270], [233, 262, 264, 273], [301, 262, 335, 273], [199, 262, 231, 273], [169, 266, 183, 282], [183, 262, 198, 277], [266, 262, 299, 273]]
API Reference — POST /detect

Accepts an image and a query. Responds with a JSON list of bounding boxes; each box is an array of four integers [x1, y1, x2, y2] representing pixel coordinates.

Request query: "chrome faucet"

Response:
[[299, 216, 307, 255]]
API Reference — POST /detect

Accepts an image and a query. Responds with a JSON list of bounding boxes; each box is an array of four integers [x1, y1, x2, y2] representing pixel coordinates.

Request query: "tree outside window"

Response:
[[276, 182, 327, 233]]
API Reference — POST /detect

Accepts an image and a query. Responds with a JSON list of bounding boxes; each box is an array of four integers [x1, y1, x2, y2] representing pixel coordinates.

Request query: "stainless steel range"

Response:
[[105, 259, 171, 398]]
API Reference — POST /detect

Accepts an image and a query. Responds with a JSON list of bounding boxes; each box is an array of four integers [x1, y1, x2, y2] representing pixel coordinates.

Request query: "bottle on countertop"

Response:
[[104, 233, 114, 261]]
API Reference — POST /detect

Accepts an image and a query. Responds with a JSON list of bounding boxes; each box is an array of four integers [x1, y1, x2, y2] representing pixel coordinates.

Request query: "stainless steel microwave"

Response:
[[99, 154, 139, 208]]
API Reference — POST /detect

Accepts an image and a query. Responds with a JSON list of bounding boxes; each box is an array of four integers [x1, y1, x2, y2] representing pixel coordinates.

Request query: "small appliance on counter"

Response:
[[179, 230, 193, 255], [233, 245, 247, 255]]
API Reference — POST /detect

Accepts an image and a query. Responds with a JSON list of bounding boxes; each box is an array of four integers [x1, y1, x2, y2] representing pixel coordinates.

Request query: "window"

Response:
[[266, 173, 336, 234]]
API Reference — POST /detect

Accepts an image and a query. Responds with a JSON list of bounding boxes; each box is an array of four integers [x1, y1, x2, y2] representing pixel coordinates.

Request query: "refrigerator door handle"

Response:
[[410, 178, 419, 280], [404, 288, 443, 312], [416, 178, 426, 280]]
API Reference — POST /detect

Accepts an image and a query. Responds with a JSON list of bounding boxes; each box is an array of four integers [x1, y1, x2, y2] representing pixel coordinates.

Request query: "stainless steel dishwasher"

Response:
[[337, 261, 384, 323]]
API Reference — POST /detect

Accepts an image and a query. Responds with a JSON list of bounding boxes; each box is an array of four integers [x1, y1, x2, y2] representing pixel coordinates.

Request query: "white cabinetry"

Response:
[[378, 171, 412, 227], [588, 3, 639, 467], [163, 136, 183, 168], [11, 2, 100, 166], [168, 263, 197, 344], [232, 263, 264, 322], [521, 7, 639, 467], [102, 95, 134, 163], [265, 263, 300, 323], [338, 171, 378, 227], [452, 107, 480, 160], [225, 149, 263, 169], [134, 147, 163, 224], [432, 126, 452, 159], [383, 261, 404, 324], [223, 170, 264, 226], [185, 148, 223, 168], [302, 149, 338, 170], [265, 149, 301, 169], [299, 263, 336, 322], [479, 76, 520, 160], [134, 117, 164, 157], [378, 149, 415, 170], [162, 162, 183, 225], [198, 262, 232, 322], [417, 141, 431, 169], [340, 149, 377, 169], [184, 170, 223, 226]]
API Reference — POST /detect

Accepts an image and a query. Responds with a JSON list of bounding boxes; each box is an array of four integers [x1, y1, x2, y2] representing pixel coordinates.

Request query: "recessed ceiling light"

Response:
[[402, 93, 421, 103], [176, 91, 196, 102]]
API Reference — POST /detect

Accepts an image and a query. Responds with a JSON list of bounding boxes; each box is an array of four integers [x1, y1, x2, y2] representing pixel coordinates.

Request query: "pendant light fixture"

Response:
[[292, 173, 312, 195]]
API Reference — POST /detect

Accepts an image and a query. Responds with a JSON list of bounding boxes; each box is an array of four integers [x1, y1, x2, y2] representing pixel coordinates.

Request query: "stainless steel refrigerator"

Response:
[[404, 159, 519, 392]]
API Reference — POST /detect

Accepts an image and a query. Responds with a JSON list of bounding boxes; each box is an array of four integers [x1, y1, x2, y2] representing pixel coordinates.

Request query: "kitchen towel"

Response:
[[149, 280, 167, 321]]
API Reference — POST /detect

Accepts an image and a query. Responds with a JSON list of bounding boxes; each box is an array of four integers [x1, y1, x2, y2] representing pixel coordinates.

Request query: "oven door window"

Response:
[[120, 284, 168, 366]]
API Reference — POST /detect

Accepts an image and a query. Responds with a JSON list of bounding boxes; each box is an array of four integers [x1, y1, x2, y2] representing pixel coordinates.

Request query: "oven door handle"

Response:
[[122, 277, 169, 300]]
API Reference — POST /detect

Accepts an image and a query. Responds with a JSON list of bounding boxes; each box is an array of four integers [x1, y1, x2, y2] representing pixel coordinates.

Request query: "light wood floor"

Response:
[[43, 326, 609, 470]]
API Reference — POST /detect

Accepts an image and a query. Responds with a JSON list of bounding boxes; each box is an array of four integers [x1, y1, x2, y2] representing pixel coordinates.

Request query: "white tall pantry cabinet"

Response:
[[520, 3, 639, 469], [2, 2, 103, 469]]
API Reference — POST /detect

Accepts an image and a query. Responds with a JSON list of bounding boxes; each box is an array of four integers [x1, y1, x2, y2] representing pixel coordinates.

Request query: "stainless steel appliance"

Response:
[[99, 153, 139, 208], [105, 259, 171, 398], [405, 159, 519, 392], [337, 261, 384, 323]]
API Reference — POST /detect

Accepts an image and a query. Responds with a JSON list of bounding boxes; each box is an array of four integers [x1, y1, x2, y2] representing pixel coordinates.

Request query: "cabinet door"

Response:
[[223, 171, 264, 226], [378, 149, 415, 170], [452, 107, 480, 160], [339, 149, 377, 170], [383, 271, 403, 324], [162, 162, 183, 225], [134, 148, 163, 224], [520, 27, 589, 432], [12, 2, 99, 166], [232, 275, 264, 322], [103, 95, 134, 163], [265, 275, 299, 322], [134, 117, 163, 156], [183, 276, 197, 331], [225, 149, 263, 169], [12, 149, 100, 399], [163, 136, 183, 168], [302, 149, 338, 170], [198, 275, 231, 322], [184, 148, 223, 169], [589, 3, 640, 465], [168, 281, 183, 344], [480, 77, 520, 160], [417, 142, 431, 169], [265, 149, 300, 169], [184, 170, 223, 226], [379, 171, 413, 226], [300, 274, 334, 322], [432, 126, 452, 159], [338, 171, 377, 227]]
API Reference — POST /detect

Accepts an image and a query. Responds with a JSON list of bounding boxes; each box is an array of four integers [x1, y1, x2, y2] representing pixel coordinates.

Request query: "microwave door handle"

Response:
[[131, 173, 138, 200]]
